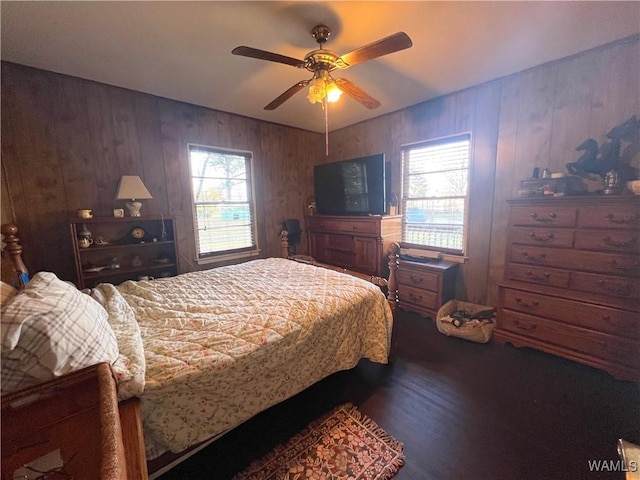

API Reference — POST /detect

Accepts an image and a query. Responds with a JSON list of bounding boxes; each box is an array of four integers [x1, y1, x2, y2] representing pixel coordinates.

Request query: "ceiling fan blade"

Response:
[[232, 46, 305, 68], [338, 32, 413, 68], [334, 78, 381, 109], [264, 80, 310, 110]]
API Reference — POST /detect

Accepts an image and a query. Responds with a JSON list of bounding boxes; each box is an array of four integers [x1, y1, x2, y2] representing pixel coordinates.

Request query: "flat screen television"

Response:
[[313, 154, 387, 216]]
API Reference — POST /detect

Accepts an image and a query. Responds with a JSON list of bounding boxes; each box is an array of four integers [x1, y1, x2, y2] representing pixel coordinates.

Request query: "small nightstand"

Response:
[[397, 259, 458, 318]]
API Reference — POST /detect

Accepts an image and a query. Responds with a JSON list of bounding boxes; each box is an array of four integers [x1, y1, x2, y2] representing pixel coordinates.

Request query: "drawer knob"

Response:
[[597, 280, 632, 295], [607, 260, 639, 272], [525, 270, 550, 282], [529, 231, 554, 242], [515, 297, 539, 309], [602, 236, 637, 248], [409, 275, 423, 284], [409, 293, 423, 301], [513, 319, 537, 332], [521, 252, 547, 263], [530, 212, 556, 222], [605, 213, 639, 225], [352, 225, 358, 230]]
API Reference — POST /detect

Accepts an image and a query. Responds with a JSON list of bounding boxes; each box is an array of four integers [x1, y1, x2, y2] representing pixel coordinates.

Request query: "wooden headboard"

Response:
[[1, 223, 29, 288]]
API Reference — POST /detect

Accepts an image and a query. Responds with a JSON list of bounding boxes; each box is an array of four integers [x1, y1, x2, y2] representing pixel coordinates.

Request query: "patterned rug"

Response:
[[233, 403, 405, 480]]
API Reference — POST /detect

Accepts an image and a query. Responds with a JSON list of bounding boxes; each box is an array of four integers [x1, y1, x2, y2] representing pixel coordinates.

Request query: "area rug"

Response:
[[233, 403, 405, 480]]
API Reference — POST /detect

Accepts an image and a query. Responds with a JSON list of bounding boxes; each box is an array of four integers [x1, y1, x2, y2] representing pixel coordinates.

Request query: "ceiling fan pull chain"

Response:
[[324, 97, 329, 156]]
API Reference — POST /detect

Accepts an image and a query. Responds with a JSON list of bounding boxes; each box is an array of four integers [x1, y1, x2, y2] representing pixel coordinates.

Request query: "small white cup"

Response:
[[77, 209, 93, 219], [113, 208, 125, 218]]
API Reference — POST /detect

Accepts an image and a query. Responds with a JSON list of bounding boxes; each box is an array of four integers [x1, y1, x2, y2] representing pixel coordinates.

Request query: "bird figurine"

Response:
[[566, 138, 599, 177]]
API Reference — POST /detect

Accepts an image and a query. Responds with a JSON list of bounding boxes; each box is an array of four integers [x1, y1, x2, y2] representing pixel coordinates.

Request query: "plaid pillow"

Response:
[[1, 272, 118, 393]]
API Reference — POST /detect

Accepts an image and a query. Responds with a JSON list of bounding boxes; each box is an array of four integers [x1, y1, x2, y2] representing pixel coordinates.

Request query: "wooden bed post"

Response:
[[280, 229, 290, 258], [387, 243, 400, 310], [1, 223, 29, 287]]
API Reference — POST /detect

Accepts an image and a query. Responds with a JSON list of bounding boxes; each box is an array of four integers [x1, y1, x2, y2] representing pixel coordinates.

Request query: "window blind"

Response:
[[188, 145, 257, 257], [401, 134, 470, 253]]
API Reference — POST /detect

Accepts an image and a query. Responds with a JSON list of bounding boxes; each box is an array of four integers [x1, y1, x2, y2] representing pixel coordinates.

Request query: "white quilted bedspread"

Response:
[[101, 258, 393, 455]]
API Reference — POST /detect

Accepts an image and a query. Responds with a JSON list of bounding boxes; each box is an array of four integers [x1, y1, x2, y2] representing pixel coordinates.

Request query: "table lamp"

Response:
[[115, 175, 153, 217]]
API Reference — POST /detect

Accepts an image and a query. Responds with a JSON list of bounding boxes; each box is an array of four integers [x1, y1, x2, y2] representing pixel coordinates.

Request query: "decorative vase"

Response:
[[131, 255, 143, 267], [78, 223, 92, 238]]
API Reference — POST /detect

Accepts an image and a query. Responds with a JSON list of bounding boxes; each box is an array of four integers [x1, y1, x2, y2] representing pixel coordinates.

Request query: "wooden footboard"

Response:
[[281, 230, 399, 309]]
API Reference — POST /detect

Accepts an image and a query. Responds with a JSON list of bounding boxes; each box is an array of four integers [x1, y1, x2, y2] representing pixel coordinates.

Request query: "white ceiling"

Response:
[[2, 1, 639, 133]]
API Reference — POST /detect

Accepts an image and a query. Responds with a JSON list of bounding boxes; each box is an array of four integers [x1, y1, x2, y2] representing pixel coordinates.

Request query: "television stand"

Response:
[[305, 214, 402, 278]]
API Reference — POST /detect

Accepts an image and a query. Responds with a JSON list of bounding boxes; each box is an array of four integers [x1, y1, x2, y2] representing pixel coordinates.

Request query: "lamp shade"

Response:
[[115, 176, 153, 200]]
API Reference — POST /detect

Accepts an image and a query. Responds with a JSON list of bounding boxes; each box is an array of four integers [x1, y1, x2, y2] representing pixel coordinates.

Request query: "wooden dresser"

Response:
[[306, 215, 402, 277], [397, 259, 458, 319], [496, 196, 640, 382]]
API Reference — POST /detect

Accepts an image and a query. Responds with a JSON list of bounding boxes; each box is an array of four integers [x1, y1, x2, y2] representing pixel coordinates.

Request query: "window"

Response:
[[401, 134, 470, 254], [188, 145, 258, 259]]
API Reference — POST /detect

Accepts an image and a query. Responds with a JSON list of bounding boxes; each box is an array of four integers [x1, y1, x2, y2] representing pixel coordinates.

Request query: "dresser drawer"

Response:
[[572, 272, 640, 300], [326, 233, 353, 251], [336, 219, 379, 235], [398, 284, 438, 310], [398, 268, 440, 292], [506, 264, 570, 288], [306, 216, 379, 235], [499, 310, 640, 369], [306, 217, 340, 232], [501, 288, 640, 339], [510, 205, 577, 227], [509, 227, 574, 247], [578, 205, 640, 229], [574, 229, 639, 253], [510, 245, 639, 277]]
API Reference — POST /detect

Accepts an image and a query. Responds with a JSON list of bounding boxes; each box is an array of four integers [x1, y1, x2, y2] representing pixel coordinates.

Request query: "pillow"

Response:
[[1, 272, 119, 393], [90, 283, 146, 401], [0, 281, 17, 306]]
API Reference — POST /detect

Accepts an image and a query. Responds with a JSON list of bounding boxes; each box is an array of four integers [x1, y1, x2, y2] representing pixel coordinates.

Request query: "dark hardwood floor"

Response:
[[157, 309, 639, 479]]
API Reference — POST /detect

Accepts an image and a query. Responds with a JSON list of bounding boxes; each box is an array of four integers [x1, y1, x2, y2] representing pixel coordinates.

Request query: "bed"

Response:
[[1, 223, 399, 477]]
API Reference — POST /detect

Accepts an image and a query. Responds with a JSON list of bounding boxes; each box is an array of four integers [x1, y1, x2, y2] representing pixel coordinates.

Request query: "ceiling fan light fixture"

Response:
[[326, 81, 343, 103], [306, 77, 326, 104], [307, 71, 342, 105]]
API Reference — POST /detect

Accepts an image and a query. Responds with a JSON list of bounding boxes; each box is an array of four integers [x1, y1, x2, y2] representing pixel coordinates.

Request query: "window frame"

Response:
[[187, 143, 260, 264], [400, 133, 472, 256]]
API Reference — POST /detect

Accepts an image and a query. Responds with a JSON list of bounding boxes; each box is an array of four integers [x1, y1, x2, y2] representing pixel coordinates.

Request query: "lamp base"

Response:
[[125, 201, 143, 217]]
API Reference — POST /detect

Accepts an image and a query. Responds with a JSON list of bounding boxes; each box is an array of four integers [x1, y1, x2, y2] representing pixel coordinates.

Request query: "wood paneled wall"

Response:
[[327, 34, 639, 306], [327, 83, 502, 305], [1, 62, 323, 282], [2, 35, 638, 305]]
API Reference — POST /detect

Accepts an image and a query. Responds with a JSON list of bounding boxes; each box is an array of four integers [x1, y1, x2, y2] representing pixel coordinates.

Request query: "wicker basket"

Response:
[[436, 299, 496, 343]]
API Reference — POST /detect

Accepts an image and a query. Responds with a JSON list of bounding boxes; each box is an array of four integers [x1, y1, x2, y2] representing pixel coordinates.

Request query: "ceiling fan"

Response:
[[232, 25, 413, 111]]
